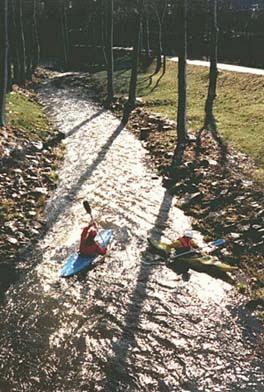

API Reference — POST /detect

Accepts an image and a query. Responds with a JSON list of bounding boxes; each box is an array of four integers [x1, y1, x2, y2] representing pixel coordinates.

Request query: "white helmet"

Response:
[[184, 230, 193, 239]]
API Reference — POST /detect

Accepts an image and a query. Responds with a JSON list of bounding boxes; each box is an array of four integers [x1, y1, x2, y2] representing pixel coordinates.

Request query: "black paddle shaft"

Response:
[[83, 200, 92, 215], [83, 200, 95, 223], [83, 200, 105, 245]]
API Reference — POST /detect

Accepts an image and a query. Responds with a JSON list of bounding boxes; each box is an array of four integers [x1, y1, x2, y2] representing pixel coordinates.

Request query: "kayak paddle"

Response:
[[169, 238, 226, 262], [83, 200, 105, 246]]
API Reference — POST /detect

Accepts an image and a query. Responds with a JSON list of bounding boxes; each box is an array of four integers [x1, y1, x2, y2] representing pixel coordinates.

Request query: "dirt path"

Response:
[[0, 72, 262, 392]]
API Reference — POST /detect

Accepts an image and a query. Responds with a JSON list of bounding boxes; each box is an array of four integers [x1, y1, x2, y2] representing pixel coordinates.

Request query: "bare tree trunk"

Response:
[[26, 0, 40, 78], [10, 0, 20, 84], [25, 1, 39, 78], [31, 0, 40, 73], [122, 0, 143, 123], [17, 0, 26, 85], [176, 0, 188, 144], [60, 0, 69, 69], [105, 0, 114, 107], [143, 13, 150, 57], [204, 0, 218, 128], [155, 15, 162, 73], [7, 51, 12, 92], [0, 0, 9, 127], [101, 0, 107, 65], [152, 0, 168, 74], [162, 54, 166, 75]]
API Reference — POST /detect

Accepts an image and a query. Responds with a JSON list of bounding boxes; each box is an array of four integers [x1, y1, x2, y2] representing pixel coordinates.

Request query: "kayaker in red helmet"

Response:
[[170, 230, 199, 256], [79, 221, 107, 257]]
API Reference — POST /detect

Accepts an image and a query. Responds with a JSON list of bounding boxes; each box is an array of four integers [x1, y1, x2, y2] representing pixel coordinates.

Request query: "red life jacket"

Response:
[[176, 236, 193, 254], [79, 225, 106, 256]]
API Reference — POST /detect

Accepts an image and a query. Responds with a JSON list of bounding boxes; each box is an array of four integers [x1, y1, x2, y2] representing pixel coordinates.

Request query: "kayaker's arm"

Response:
[[169, 240, 182, 249], [189, 239, 199, 249]]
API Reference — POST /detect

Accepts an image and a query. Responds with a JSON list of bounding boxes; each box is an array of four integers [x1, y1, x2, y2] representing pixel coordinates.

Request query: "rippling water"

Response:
[[0, 72, 263, 391]]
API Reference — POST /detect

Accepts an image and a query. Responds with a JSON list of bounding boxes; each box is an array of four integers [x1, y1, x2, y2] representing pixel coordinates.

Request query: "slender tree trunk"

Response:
[[101, 0, 107, 65], [26, 16, 33, 78], [0, 0, 9, 127], [105, 0, 114, 106], [152, 0, 168, 74], [10, 0, 20, 84], [128, 3, 142, 106], [7, 6, 13, 92], [162, 54, 166, 75], [122, 1, 143, 123], [17, 0, 26, 85], [204, 0, 219, 128], [26, 0, 40, 78], [31, 0, 40, 73], [7, 51, 12, 92], [155, 16, 162, 73], [176, 0, 188, 144], [143, 13, 150, 57], [60, 0, 69, 69]]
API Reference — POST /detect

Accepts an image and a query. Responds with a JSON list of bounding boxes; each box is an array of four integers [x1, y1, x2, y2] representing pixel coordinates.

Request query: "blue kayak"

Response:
[[59, 229, 113, 277]]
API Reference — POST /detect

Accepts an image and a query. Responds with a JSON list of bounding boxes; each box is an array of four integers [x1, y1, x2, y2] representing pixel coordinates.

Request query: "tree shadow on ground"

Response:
[[102, 189, 194, 390], [150, 66, 167, 93], [44, 121, 125, 234], [224, 302, 264, 390], [66, 108, 105, 138], [103, 189, 173, 390], [195, 114, 228, 168]]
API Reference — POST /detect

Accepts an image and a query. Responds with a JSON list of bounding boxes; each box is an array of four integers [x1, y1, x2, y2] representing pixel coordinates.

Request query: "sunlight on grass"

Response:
[[91, 60, 264, 180], [6, 92, 50, 140]]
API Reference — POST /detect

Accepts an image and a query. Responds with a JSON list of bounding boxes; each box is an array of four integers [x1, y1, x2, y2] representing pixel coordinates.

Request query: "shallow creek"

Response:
[[0, 73, 263, 392]]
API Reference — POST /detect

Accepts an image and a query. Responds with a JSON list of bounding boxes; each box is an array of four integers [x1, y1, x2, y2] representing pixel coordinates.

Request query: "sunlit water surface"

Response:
[[0, 73, 263, 392]]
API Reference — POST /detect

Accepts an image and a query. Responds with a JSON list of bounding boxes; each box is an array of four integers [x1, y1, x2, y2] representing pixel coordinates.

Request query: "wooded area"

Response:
[[1, 0, 264, 148]]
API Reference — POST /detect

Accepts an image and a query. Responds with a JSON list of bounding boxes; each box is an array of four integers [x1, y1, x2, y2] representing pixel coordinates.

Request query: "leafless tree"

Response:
[[0, 0, 9, 126]]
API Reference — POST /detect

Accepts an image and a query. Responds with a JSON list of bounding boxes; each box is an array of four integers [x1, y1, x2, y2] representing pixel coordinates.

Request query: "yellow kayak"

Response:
[[148, 238, 172, 254], [148, 238, 237, 273], [176, 255, 238, 273]]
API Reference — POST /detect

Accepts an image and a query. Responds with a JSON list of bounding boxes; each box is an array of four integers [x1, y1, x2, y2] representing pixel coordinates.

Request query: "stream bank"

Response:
[[0, 85, 64, 300]]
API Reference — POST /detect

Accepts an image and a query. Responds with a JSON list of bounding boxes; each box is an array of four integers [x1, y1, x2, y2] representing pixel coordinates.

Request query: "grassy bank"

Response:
[[91, 61, 264, 181], [0, 86, 63, 300], [6, 89, 51, 140]]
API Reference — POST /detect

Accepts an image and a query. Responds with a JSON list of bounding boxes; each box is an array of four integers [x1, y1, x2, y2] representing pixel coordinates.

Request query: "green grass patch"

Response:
[[91, 60, 264, 181], [6, 91, 50, 140]]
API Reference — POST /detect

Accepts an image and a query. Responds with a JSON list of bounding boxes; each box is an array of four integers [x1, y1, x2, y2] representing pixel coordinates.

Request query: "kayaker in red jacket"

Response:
[[170, 230, 199, 255], [79, 222, 107, 256]]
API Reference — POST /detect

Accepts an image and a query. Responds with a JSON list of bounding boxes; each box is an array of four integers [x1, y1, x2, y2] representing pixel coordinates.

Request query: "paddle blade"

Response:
[[83, 200, 92, 215], [211, 239, 225, 247]]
